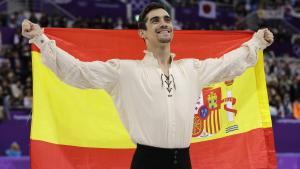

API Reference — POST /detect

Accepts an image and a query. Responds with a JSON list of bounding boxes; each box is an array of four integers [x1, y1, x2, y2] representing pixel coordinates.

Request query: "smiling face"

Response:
[[139, 8, 174, 45]]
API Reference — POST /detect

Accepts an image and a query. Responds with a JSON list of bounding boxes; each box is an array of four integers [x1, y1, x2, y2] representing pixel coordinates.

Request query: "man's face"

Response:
[[142, 8, 173, 44]]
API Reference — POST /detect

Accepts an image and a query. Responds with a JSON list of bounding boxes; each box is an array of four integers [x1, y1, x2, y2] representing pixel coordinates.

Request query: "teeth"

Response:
[[159, 30, 169, 33]]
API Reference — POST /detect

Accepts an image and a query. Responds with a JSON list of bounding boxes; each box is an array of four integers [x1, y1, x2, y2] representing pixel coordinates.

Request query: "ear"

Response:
[[138, 29, 146, 39]]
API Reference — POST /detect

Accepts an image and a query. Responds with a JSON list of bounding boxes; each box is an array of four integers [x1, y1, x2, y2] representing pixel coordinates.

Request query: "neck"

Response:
[[147, 43, 171, 67]]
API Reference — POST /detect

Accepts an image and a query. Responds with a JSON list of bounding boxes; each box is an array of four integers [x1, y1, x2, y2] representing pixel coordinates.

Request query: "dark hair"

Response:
[[138, 2, 168, 30]]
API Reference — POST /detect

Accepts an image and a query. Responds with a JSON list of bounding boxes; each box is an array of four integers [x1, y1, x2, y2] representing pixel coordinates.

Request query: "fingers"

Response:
[[257, 28, 274, 45], [22, 19, 33, 38], [22, 19, 32, 32], [264, 29, 274, 44], [265, 33, 274, 42], [21, 19, 43, 39]]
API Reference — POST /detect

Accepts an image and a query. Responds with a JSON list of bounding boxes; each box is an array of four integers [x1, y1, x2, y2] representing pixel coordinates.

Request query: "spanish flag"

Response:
[[31, 29, 277, 169]]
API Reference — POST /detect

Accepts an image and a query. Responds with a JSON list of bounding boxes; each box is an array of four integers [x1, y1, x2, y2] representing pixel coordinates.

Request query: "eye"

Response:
[[164, 17, 171, 23], [151, 17, 159, 24]]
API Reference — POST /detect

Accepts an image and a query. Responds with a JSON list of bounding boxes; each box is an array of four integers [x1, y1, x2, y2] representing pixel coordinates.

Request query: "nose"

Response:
[[160, 24, 168, 29], [156, 17, 173, 31], [159, 19, 170, 28]]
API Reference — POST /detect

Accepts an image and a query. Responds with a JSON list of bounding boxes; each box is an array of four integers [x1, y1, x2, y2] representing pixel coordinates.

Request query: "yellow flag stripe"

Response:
[[31, 51, 135, 148], [255, 51, 272, 128]]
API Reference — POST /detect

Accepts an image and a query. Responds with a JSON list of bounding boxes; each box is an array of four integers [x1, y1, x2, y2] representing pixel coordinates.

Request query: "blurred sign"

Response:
[[0, 31, 2, 49], [273, 119, 300, 152], [257, 9, 284, 19], [52, 0, 72, 4], [39, 0, 127, 20], [175, 6, 235, 29], [130, 0, 150, 17], [293, 44, 300, 58], [0, 0, 7, 12], [198, 1, 216, 19], [0, 28, 16, 45]]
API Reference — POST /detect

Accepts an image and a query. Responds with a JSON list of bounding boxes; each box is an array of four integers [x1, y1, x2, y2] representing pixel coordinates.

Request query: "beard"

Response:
[[157, 33, 173, 43], [158, 37, 172, 43]]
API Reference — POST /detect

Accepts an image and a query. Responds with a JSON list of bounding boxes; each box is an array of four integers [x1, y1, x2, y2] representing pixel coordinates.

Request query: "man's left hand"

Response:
[[261, 28, 274, 45]]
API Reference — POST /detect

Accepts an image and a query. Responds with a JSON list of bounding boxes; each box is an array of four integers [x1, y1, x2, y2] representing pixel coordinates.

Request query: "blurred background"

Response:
[[0, 0, 299, 169]]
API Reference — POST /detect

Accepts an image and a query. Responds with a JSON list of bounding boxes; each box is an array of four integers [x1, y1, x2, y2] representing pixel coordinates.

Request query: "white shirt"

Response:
[[31, 32, 268, 148]]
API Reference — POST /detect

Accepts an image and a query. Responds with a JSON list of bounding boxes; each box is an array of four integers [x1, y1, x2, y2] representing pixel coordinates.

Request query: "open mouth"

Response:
[[156, 29, 171, 34]]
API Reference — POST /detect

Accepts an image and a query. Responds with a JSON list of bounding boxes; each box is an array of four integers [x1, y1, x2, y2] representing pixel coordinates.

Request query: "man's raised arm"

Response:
[[192, 28, 274, 87], [22, 19, 120, 93]]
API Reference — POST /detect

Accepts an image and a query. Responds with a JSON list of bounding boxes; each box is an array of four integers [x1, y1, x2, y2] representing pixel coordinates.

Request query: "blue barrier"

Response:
[[0, 156, 30, 169]]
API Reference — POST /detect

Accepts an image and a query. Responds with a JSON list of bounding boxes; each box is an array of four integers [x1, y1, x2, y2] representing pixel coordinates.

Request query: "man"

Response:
[[22, 3, 273, 169]]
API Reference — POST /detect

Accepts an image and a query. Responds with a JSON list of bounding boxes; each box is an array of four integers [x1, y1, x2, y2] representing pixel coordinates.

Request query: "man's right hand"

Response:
[[22, 19, 43, 39]]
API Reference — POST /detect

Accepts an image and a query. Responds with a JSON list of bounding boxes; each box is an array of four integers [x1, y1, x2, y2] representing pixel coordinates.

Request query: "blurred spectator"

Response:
[[0, 1, 299, 121], [294, 98, 300, 119], [5, 142, 22, 157], [0, 85, 4, 121], [114, 17, 124, 29], [265, 51, 300, 119], [39, 13, 49, 27], [23, 88, 32, 109], [28, 12, 38, 24]]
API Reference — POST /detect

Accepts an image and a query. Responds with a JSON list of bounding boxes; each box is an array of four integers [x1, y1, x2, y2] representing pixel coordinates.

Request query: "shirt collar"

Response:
[[142, 50, 176, 66]]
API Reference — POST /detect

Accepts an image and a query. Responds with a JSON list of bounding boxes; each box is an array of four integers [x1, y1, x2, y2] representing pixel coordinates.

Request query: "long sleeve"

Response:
[[193, 31, 270, 87], [30, 34, 120, 92]]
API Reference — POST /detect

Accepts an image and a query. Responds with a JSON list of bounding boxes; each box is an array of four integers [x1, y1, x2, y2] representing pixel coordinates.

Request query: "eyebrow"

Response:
[[164, 16, 171, 19], [149, 15, 171, 22]]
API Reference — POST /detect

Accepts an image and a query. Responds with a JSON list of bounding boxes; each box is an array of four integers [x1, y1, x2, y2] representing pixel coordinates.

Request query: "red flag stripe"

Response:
[[31, 128, 276, 169], [32, 29, 253, 61]]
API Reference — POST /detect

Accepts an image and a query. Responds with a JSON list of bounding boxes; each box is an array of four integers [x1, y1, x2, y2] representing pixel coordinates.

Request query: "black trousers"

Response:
[[130, 144, 192, 169]]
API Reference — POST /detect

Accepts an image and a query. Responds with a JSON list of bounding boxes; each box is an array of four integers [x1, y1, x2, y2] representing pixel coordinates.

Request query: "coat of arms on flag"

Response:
[[193, 80, 238, 138]]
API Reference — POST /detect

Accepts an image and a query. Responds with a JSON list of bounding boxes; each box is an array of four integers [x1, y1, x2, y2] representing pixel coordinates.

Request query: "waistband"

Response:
[[136, 144, 190, 154], [132, 144, 192, 169]]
